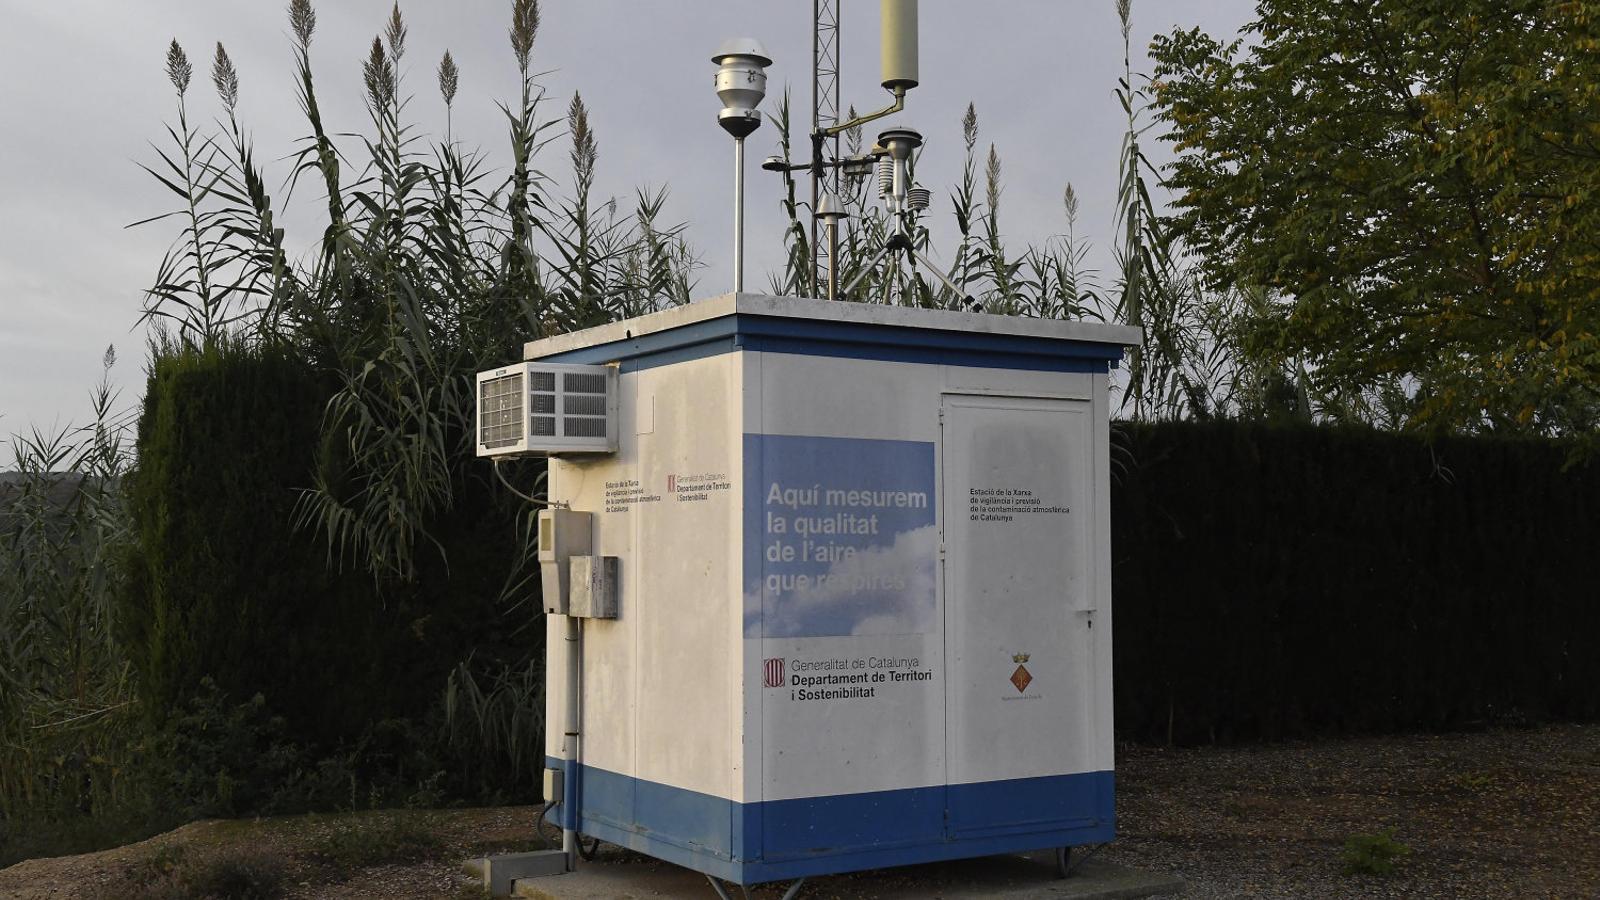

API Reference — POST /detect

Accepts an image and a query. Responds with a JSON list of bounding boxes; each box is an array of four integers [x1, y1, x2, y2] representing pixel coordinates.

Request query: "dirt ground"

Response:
[[1102, 723, 1600, 898], [2, 723, 1596, 899]]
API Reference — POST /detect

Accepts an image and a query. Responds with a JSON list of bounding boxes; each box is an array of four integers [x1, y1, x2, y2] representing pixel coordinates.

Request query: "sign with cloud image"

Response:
[[743, 435, 937, 638]]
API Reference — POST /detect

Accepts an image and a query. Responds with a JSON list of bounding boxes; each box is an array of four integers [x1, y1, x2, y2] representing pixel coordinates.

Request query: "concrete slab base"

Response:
[[509, 846, 1183, 899], [465, 849, 568, 897]]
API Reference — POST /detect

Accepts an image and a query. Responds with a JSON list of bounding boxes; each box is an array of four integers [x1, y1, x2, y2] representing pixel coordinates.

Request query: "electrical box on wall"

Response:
[[528, 293, 1140, 887], [569, 555, 619, 619], [537, 509, 592, 615], [475, 362, 618, 457]]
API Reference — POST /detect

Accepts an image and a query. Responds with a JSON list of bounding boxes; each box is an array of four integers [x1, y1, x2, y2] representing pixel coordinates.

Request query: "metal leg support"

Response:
[[843, 242, 898, 296], [706, 875, 807, 899], [911, 247, 975, 306]]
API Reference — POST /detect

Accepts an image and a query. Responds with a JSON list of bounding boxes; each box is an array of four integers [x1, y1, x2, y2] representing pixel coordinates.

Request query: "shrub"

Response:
[[178, 850, 287, 900], [109, 844, 288, 900]]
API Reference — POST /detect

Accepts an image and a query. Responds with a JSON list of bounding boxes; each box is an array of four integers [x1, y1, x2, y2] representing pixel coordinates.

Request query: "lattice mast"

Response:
[[811, 0, 843, 298]]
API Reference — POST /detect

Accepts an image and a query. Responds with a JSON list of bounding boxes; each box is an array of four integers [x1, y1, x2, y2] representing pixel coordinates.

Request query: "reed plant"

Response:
[[118, 0, 706, 813], [0, 350, 143, 850], [134, 0, 698, 587]]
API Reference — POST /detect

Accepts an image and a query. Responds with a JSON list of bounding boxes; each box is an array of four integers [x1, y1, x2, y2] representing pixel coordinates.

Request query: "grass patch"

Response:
[[1342, 828, 1411, 877], [100, 844, 288, 900], [1452, 770, 1496, 793], [313, 814, 444, 875]]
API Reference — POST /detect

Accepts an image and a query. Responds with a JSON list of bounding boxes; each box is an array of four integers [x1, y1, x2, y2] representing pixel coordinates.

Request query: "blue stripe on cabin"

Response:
[[545, 757, 1114, 886], [535, 313, 1126, 374]]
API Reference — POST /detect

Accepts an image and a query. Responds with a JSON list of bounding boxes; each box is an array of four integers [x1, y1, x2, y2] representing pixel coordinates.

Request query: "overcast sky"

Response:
[[0, 0, 1256, 454]]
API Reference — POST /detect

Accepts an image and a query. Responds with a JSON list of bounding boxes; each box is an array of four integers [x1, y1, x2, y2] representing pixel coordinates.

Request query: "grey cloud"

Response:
[[0, 0, 1255, 447]]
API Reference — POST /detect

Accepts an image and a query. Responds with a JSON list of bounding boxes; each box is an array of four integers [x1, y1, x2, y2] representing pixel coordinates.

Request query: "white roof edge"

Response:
[[523, 292, 1143, 360]]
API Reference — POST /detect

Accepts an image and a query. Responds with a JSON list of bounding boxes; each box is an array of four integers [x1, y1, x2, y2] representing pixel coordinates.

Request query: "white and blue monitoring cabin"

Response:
[[527, 293, 1139, 885]]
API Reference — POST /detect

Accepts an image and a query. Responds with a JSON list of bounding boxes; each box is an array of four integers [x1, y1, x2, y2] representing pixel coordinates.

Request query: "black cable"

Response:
[[493, 457, 557, 507], [535, 798, 602, 859], [533, 800, 561, 848]]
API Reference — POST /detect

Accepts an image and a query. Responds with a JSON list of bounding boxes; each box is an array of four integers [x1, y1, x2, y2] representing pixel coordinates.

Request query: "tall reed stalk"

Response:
[[133, 0, 697, 585], [0, 350, 139, 832]]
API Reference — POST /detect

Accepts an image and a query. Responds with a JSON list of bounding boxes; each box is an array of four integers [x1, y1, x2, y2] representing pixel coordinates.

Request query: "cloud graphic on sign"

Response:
[[745, 524, 939, 638]]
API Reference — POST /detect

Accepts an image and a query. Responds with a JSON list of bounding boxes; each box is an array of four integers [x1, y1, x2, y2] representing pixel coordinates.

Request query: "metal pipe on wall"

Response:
[[561, 615, 583, 868]]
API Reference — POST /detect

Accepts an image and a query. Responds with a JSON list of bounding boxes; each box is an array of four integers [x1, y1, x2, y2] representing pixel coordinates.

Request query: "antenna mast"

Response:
[[811, 0, 842, 299], [762, 1, 927, 301]]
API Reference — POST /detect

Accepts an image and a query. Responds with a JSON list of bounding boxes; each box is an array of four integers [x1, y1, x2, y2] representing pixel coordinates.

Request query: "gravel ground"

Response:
[[1, 724, 1595, 898], [1103, 723, 1600, 898]]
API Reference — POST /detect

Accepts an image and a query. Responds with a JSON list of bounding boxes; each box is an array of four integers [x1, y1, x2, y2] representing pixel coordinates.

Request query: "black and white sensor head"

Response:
[[713, 38, 772, 139]]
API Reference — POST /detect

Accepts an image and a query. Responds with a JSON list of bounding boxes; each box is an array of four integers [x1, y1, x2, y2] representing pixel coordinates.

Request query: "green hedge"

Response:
[[1112, 420, 1600, 744], [120, 342, 529, 752]]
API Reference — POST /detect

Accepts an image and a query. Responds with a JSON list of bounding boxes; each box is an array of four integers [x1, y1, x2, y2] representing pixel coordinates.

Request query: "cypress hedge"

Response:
[[1112, 420, 1600, 745], [120, 341, 529, 750], [122, 354, 1595, 755]]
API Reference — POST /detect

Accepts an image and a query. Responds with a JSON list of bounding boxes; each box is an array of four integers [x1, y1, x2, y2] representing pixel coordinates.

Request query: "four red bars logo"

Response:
[[763, 657, 785, 688], [667, 474, 676, 493]]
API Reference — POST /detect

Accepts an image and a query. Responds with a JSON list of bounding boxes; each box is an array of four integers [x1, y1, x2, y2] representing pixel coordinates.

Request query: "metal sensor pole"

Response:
[[817, 188, 848, 301], [713, 39, 771, 295], [734, 137, 747, 292]]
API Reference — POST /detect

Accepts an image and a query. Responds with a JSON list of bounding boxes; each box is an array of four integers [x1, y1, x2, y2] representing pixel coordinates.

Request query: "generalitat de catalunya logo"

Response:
[[763, 657, 785, 688]]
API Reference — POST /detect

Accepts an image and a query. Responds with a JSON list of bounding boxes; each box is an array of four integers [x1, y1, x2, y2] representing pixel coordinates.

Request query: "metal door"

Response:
[[940, 394, 1100, 838]]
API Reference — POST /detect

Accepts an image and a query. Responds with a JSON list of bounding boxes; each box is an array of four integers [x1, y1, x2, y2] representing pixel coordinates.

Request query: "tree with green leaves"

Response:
[[1152, 0, 1600, 434]]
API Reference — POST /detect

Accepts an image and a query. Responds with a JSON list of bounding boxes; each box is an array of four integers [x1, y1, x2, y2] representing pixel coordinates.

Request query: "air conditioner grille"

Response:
[[564, 416, 608, 438], [479, 373, 525, 449], [564, 394, 608, 416], [564, 372, 608, 395]]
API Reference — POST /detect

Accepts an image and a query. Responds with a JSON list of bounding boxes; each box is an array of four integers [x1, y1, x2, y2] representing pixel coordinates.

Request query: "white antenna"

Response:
[[880, 0, 920, 92]]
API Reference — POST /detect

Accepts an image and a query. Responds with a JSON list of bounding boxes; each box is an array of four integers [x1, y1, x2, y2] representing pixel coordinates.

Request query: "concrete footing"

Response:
[[464, 849, 568, 897]]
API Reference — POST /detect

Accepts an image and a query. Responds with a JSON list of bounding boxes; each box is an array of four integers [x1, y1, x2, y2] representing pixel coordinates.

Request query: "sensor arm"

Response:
[[821, 86, 906, 138]]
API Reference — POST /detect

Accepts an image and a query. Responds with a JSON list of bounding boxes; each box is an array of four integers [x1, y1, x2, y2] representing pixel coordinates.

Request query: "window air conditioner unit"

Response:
[[475, 362, 618, 457]]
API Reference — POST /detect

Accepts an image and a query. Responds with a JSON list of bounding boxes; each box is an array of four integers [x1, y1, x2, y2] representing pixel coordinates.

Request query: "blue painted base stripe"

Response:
[[538, 313, 1126, 374], [585, 812, 1113, 885], [543, 758, 1114, 885]]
